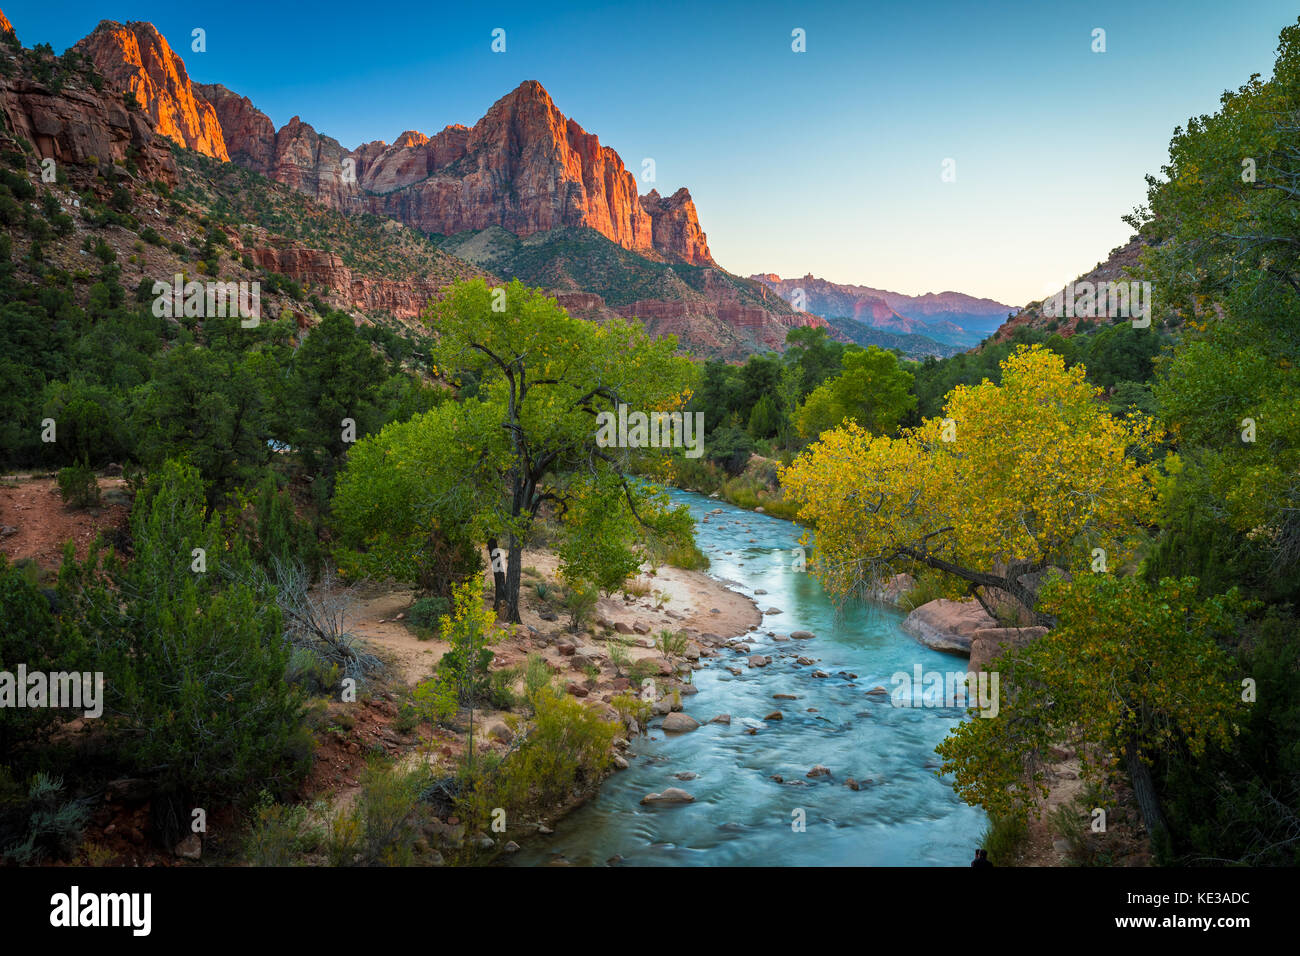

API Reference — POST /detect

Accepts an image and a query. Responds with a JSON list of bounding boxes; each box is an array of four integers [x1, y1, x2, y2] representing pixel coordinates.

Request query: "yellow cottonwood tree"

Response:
[[780, 345, 1162, 621]]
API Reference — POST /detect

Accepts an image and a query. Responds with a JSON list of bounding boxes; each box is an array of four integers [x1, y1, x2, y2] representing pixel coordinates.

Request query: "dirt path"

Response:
[[346, 584, 449, 686], [0, 474, 131, 571]]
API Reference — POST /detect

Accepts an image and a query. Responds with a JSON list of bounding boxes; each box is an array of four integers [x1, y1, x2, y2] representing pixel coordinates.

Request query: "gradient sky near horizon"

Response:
[[6, 0, 1297, 304]]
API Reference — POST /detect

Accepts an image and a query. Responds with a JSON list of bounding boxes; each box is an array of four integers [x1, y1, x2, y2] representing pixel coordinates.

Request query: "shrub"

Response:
[[456, 687, 616, 846], [608, 641, 631, 676], [627, 658, 657, 686], [979, 812, 1027, 866], [611, 692, 651, 731], [562, 582, 598, 632], [57, 460, 312, 820], [2, 773, 90, 865], [247, 472, 320, 575], [655, 629, 688, 661], [488, 666, 520, 710], [523, 652, 553, 703], [325, 760, 429, 866], [0, 554, 86, 757], [57, 462, 100, 509], [407, 595, 450, 632], [284, 646, 340, 695], [244, 793, 320, 866], [43, 380, 128, 466]]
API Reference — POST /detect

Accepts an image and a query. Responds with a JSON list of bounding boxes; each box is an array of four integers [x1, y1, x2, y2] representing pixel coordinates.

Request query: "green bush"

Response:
[[562, 582, 597, 632], [611, 692, 651, 731], [43, 380, 128, 466], [407, 596, 450, 632], [325, 760, 430, 866], [247, 472, 320, 575], [0, 556, 87, 757], [979, 812, 1027, 866], [607, 641, 631, 676], [456, 687, 616, 848], [488, 666, 520, 710], [57, 460, 312, 815], [2, 773, 91, 865], [57, 462, 100, 509], [285, 646, 340, 695], [244, 793, 321, 866], [523, 652, 553, 704]]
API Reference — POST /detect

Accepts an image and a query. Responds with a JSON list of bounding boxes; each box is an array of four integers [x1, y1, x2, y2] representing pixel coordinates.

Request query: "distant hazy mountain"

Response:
[[751, 273, 1016, 348], [818, 316, 966, 359]]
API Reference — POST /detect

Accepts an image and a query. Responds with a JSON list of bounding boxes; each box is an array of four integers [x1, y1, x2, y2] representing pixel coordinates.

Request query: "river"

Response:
[[509, 489, 986, 866]]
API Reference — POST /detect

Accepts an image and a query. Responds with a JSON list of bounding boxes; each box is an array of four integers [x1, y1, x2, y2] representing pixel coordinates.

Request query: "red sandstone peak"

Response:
[[75, 20, 228, 161], [183, 69, 715, 264], [194, 82, 274, 171], [0, 9, 14, 35]]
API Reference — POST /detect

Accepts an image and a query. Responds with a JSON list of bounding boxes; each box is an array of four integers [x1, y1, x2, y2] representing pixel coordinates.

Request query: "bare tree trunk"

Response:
[[487, 536, 507, 615], [503, 536, 523, 624], [1125, 738, 1169, 849]]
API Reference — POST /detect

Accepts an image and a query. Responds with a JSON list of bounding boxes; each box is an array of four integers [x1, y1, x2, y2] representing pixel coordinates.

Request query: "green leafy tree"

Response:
[[415, 279, 697, 621], [936, 575, 1245, 855], [289, 310, 388, 487], [747, 392, 782, 439], [129, 345, 275, 505], [330, 399, 489, 596], [1127, 17, 1300, 601], [794, 345, 916, 440]]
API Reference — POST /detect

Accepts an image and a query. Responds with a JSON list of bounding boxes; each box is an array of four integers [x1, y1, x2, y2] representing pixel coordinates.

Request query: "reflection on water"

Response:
[[508, 490, 985, 866]]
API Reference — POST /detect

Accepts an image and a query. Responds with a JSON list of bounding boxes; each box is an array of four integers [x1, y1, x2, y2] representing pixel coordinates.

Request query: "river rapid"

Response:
[[509, 489, 986, 866]]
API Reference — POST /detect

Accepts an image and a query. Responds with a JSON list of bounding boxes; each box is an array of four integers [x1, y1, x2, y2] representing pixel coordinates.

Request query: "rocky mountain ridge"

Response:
[[73, 20, 711, 266]]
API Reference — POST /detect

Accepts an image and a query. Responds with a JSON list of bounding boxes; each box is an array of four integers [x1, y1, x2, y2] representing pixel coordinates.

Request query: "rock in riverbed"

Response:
[[661, 712, 700, 733], [641, 788, 695, 805], [901, 599, 996, 654]]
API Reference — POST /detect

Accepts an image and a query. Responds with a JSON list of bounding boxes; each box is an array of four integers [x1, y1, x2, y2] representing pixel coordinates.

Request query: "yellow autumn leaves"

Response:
[[780, 345, 1163, 599]]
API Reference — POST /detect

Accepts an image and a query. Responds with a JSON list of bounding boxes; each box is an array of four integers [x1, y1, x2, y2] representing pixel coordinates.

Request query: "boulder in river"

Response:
[[790, 630, 815, 640], [807, 764, 832, 778], [641, 788, 695, 805], [901, 599, 997, 654], [661, 712, 700, 733]]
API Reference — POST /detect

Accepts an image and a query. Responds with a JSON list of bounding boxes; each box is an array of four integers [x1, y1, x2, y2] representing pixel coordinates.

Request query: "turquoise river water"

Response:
[[509, 489, 986, 866]]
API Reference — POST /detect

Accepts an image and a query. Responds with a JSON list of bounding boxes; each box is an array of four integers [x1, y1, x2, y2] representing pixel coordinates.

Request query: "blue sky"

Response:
[[6, 0, 1297, 304]]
